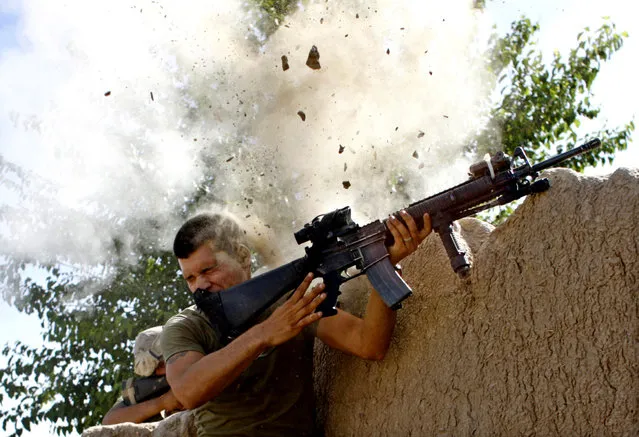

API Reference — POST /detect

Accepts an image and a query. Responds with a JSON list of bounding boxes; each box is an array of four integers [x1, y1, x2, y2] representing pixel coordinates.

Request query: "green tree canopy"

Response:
[[476, 17, 634, 170], [0, 253, 189, 435], [474, 17, 634, 223]]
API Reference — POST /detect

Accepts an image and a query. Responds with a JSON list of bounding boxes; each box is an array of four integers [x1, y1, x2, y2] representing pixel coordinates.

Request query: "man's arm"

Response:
[[316, 287, 396, 360], [316, 211, 431, 360], [101, 390, 181, 425], [166, 274, 326, 410]]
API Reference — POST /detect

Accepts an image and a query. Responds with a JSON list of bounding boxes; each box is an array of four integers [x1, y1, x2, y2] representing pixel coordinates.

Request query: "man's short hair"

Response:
[[133, 326, 163, 377], [173, 213, 247, 260]]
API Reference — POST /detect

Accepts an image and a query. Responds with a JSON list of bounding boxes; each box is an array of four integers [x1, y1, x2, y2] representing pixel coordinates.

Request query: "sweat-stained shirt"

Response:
[[160, 305, 317, 437]]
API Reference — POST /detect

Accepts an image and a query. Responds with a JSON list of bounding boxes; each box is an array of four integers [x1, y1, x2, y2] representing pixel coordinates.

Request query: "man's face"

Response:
[[179, 242, 250, 293]]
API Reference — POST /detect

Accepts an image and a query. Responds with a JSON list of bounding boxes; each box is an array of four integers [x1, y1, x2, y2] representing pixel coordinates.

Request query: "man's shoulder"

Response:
[[162, 305, 219, 358], [165, 305, 210, 329]]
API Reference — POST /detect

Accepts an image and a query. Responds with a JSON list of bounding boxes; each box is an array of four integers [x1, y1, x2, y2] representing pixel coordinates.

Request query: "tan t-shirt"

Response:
[[161, 305, 317, 437]]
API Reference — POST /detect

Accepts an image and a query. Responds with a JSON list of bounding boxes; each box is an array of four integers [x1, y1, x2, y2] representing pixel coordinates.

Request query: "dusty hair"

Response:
[[173, 213, 247, 260]]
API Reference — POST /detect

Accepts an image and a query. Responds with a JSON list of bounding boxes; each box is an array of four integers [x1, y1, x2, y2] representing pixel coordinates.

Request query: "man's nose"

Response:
[[193, 276, 212, 291]]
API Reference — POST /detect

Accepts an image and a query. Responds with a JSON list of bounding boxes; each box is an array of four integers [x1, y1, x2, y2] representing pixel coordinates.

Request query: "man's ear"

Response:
[[237, 244, 252, 271]]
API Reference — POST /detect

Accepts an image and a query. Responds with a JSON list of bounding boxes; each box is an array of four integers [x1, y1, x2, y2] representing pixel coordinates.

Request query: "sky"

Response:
[[485, 0, 638, 174], [0, 0, 637, 436]]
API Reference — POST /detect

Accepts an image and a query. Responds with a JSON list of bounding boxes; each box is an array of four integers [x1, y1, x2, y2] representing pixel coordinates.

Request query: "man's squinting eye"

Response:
[[202, 264, 217, 274]]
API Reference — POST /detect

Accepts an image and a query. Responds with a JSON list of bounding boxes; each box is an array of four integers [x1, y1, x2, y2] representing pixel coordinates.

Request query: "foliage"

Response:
[[246, 0, 300, 38], [475, 17, 634, 170], [0, 252, 190, 436], [474, 17, 634, 225]]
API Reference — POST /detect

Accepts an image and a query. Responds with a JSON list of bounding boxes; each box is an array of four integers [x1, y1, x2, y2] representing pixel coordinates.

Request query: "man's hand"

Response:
[[256, 273, 326, 347], [159, 390, 183, 414], [386, 211, 431, 265], [165, 277, 324, 411]]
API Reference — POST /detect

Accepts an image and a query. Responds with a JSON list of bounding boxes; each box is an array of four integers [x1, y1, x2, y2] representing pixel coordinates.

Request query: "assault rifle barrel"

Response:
[[530, 138, 601, 173]]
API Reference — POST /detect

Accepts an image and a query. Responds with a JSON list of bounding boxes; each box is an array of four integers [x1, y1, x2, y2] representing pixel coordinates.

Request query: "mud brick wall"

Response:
[[315, 168, 638, 437]]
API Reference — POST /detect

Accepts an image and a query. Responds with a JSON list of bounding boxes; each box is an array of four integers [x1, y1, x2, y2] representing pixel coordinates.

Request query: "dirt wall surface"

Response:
[[81, 411, 194, 437], [315, 167, 638, 436], [84, 168, 638, 436]]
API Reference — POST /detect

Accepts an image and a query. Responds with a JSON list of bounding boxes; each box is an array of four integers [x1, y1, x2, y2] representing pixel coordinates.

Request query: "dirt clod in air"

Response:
[[306, 45, 321, 70]]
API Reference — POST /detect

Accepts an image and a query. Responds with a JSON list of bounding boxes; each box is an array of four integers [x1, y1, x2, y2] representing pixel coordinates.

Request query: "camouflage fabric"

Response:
[[134, 326, 164, 377]]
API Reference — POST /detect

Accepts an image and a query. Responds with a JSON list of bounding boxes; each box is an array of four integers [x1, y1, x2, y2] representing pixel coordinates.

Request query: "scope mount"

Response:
[[294, 206, 359, 246]]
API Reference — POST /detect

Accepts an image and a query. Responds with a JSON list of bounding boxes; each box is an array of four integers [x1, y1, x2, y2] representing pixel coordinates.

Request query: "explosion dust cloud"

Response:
[[0, 0, 492, 276]]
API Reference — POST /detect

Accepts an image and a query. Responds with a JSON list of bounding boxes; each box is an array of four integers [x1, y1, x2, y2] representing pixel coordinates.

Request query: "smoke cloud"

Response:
[[0, 0, 491, 275]]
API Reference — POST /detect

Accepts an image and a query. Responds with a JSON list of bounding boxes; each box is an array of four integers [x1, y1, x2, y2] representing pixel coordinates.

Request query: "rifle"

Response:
[[194, 139, 601, 343], [121, 375, 170, 406]]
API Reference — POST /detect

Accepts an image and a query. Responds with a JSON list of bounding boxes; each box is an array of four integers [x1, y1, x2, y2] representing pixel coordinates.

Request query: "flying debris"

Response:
[[306, 45, 321, 70], [342, 181, 351, 189], [150, 91, 154, 101], [104, 91, 111, 96], [281, 55, 289, 71], [297, 111, 306, 121], [412, 151, 419, 159], [338, 145, 345, 154], [417, 131, 425, 138]]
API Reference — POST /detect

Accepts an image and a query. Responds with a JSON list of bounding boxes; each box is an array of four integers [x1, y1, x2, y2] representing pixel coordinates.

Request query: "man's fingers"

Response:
[[398, 210, 419, 249], [420, 213, 432, 238], [399, 210, 432, 243], [387, 215, 408, 244], [296, 287, 326, 317], [290, 273, 314, 303], [293, 282, 325, 313], [389, 212, 416, 250], [295, 310, 323, 329], [399, 210, 419, 234]]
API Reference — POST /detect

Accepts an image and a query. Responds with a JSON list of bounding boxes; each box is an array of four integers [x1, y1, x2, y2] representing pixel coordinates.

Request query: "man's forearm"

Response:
[[102, 397, 164, 425], [360, 288, 397, 360], [168, 327, 268, 410], [316, 284, 397, 360], [168, 273, 324, 409]]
